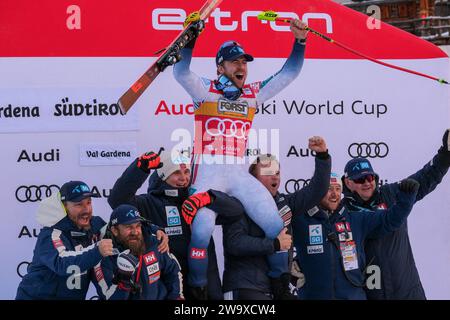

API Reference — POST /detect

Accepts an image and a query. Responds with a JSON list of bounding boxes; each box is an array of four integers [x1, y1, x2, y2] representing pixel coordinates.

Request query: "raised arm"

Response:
[[286, 137, 331, 214], [173, 39, 210, 104], [361, 179, 420, 239], [404, 129, 450, 202], [256, 19, 308, 104], [38, 228, 111, 276]]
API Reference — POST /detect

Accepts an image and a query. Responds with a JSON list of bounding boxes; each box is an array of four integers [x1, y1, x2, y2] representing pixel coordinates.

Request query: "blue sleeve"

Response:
[[256, 40, 305, 104], [360, 189, 418, 239], [223, 216, 275, 257], [208, 190, 245, 225], [38, 228, 103, 276], [405, 151, 449, 202], [286, 155, 331, 215], [108, 159, 149, 209], [160, 252, 184, 300], [149, 223, 163, 235], [173, 47, 210, 104]]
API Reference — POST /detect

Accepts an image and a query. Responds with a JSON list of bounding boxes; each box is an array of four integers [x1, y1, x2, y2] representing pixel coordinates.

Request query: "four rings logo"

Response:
[[15, 185, 60, 203], [348, 142, 389, 159], [205, 118, 251, 139], [285, 179, 311, 194]]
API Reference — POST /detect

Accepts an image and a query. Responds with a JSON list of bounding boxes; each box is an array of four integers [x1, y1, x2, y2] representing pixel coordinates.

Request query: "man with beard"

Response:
[[291, 174, 419, 299], [16, 181, 114, 299], [174, 18, 308, 299], [108, 150, 243, 299], [94, 204, 184, 300]]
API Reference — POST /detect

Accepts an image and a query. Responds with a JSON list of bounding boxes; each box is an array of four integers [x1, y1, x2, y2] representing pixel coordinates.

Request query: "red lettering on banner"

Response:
[[0, 0, 445, 59], [154, 100, 194, 115], [190, 248, 206, 259], [144, 252, 157, 265]]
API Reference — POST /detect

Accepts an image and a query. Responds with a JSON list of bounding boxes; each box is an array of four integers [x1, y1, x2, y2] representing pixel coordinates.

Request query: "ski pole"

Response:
[[257, 11, 449, 85]]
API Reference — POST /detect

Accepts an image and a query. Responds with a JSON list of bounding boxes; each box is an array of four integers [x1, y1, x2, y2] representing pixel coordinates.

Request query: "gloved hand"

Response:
[[398, 178, 420, 194], [183, 11, 201, 28], [183, 11, 204, 49], [136, 151, 163, 173], [442, 129, 450, 152], [113, 249, 140, 291], [437, 129, 450, 166], [181, 191, 212, 225], [290, 260, 305, 289]]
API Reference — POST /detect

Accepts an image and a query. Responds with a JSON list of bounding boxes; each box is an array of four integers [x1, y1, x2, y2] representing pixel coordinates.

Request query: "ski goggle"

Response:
[[351, 174, 375, 184]]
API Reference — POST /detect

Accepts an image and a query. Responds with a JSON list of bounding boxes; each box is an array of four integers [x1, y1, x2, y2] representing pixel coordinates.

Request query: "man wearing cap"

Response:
[[292, 173, 420, 299], [341, 129, 450, 300], [221, 136, 331, 300], [173, 15, 309, 297], [94, 204, 184, 300], [16, 181, 114, 299], [108, 150, 244, 299]]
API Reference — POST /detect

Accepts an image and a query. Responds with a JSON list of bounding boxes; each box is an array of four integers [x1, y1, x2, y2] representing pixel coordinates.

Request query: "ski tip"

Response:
[[438, 79, 449, 85], [257, 11, 278, 21]]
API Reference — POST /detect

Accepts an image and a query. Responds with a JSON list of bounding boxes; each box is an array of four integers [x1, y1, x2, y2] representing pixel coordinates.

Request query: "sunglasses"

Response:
[[352, 174, 375, 184]]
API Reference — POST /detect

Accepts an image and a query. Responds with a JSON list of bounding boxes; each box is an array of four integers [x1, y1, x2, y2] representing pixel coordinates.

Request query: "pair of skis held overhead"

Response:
[[117, 0, 449, 115]]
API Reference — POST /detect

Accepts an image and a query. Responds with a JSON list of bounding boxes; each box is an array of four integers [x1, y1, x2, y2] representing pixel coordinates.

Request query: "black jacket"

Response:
[[222, 154, 331, 294]]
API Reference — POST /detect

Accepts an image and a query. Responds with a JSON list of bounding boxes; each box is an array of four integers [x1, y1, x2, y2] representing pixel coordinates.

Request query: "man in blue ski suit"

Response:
[[16, 181, 113, 299], [293, 173, 419, 299], [94, 204, 184, 300]]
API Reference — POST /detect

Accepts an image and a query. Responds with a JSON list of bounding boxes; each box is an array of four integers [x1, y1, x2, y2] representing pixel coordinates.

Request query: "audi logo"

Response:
[[348, 142, 389, 158], [15, 185, 60, 203], [205, 117, 251, 139], [17, 261, 30, 278], [284, 179, 311, 194]]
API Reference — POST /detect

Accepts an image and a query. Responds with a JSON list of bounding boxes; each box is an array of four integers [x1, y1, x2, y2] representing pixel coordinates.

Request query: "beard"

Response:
[[117, 233, 146, 256]]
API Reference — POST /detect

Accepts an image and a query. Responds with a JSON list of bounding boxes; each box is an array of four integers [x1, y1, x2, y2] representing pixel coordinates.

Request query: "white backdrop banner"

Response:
[[0, 0, 449, 299]]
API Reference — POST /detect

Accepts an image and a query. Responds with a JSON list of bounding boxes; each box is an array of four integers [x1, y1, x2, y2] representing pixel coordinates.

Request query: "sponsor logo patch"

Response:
[[218, 99, 249, 116], [165, 206, 181, 226], [148, 271, 161, 284], [339, 232, 353, 242], [164, 226, 183, 236], [143, 251, 157, 265], [309, 224, 323, 244], [307, 245, 324, 254], [190, 248, 206, 259], [146, 262, 160, 275]]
